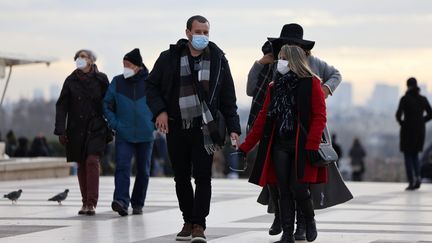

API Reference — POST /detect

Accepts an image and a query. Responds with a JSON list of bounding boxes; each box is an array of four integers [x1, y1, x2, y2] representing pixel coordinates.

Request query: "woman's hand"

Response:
[[306, 149, 321, 163]]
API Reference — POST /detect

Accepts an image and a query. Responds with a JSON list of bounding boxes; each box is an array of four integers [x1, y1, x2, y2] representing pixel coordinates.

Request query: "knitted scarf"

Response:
[[179, 48, 221, 154], [268, 71, 299, 134]]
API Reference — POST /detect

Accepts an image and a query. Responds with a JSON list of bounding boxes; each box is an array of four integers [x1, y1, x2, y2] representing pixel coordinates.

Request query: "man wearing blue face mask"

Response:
[[146, 15, 241, 243], [103, 48, 155, 216]]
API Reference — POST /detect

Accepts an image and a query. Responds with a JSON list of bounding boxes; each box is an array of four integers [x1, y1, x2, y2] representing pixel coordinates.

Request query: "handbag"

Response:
[[314, 126, 338, 167], [300, 123, 338, 167], [310, 162, 353, 209]]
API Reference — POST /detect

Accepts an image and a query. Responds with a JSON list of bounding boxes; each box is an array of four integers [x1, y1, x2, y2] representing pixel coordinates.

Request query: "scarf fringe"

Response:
[[181, 120, 195, 129], [204, 144, 221, 155]]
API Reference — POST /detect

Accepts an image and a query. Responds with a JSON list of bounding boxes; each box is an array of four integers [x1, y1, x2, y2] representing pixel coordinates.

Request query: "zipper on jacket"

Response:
[[209, 56, 222, 105], [133, 82, 137, 142]]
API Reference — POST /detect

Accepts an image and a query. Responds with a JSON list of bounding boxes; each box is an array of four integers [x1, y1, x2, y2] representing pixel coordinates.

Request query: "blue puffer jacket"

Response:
[[103, 69, 155, 143]]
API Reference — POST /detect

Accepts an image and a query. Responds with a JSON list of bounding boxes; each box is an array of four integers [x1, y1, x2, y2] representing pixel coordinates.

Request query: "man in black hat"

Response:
[[145, 15, 241, 243], [396, 77, 432, 190], [246, 23, 342, 241], [103, 48, 155, 216]]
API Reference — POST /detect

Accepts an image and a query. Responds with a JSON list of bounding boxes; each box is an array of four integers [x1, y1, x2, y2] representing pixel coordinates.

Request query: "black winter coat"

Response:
[[145, 39, 241, 135], [54, 66, 109, 163], [396, 89, 432, 153]]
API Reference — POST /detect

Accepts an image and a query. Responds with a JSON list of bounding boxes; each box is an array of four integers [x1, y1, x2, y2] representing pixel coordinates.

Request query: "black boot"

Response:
[[274, 197, 295, 243], [294, 205, 306, 240], [298, 198, 317, 242], [269, 186, 282, 235], [269, 213, 282, 235], [275, 232, 295, 243], [413, 177, 421, 190]]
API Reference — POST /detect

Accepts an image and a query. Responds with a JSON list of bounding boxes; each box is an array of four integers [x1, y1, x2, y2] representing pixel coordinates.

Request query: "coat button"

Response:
[[80, 115, 83, 119], [78, 96, 81, 100]]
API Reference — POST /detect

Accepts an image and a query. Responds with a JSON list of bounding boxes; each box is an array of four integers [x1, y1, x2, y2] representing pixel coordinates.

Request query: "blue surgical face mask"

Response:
[[191, 35, 209, 51]]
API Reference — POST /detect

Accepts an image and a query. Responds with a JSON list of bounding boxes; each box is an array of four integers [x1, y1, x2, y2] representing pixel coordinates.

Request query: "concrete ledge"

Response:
[[0, 157, 71, 181]]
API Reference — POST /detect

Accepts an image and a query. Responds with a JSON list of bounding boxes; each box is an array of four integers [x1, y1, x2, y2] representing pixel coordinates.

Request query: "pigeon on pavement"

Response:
[[48, 189, 69, 205], [4, 189, 22, 204]]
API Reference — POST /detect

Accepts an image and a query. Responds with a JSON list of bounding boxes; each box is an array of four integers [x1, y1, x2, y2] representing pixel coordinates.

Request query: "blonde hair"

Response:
[[278, 45, 316, 78]]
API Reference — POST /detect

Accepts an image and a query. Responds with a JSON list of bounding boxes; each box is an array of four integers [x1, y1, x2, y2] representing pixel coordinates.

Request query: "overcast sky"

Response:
[[1, 0, 432, 106]]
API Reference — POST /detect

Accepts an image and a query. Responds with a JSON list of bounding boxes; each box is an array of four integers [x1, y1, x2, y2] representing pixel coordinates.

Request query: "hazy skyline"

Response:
[[1, 0, 432, 106]]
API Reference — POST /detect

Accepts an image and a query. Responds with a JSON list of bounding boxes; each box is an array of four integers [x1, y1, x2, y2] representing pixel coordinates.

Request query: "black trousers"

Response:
[[166, 126, 213, 228], [272, 139, 310, 202]]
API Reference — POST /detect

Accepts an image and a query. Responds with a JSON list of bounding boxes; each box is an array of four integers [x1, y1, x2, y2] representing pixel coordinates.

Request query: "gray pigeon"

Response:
[[48, 189, 69, 205], [4, 189, 22, 204]]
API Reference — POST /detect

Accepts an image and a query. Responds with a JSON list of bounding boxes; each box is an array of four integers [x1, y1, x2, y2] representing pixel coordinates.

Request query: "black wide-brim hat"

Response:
[[268, 23, 315, 55]]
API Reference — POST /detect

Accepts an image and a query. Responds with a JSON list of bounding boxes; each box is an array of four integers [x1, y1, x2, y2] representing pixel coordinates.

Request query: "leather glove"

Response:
[[306, 149, 321, 163], [59, 134, 68, 146]]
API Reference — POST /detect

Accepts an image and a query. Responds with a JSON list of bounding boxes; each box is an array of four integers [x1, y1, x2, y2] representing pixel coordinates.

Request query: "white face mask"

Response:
[[277, 59, 290, 75], [75, 57, 88, 70], [123, 67, 135, 79]]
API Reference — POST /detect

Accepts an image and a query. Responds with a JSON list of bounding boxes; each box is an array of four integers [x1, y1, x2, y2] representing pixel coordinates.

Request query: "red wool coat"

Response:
[[240, 76, 327, 187]]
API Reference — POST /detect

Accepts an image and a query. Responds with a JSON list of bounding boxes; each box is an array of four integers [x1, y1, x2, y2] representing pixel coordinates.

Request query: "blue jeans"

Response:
[[114, 140, 153, 209], [404, 152, 421, 185]]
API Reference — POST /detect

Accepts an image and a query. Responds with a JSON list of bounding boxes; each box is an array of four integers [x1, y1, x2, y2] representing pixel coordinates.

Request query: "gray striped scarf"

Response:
[[179, 48, 221, 154]]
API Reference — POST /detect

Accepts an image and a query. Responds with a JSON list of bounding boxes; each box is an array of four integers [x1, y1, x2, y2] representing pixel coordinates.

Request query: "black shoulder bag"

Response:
[[300, 123, 338, 167]]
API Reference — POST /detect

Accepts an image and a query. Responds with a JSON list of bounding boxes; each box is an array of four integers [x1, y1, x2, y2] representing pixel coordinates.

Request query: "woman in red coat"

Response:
[[239, 44, 327, 243]]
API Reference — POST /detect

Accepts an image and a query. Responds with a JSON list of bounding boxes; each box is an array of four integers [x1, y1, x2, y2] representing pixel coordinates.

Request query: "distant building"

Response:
[[327, 81, 353, 110], [33, 88, 45, 100], [368, 83, 399, 113], [49, 84, 61, 100]]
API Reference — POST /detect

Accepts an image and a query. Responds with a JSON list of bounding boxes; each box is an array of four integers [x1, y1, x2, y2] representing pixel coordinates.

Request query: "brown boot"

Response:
[[175, 223, 192, 241], [86, 205, 96, 216], [191, 224, 206, 243], [78, 205, 88, 215]]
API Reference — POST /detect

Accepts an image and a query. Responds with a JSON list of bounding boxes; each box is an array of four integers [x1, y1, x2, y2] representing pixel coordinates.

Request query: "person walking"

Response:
[[246, 23, 342, 240], [103, 48, 155, 216], [54, 49, 109, 215], [396, 77, 432, 190], [14, 137, 29, 157], [239, 44, 327, 243], [349, 138, 366, 181], [145, 15, 241, 243]]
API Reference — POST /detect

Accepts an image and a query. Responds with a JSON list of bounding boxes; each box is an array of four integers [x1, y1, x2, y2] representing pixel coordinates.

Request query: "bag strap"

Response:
[[299, 122, 332, 146]]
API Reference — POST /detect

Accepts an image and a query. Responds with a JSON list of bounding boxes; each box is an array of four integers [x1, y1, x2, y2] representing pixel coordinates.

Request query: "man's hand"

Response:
[[156, 112, 169, 134], [58, 135, 68, 146], [230, 132, 240, 148], [258, 53, 274, 65], [321, 85, 330, 99]]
